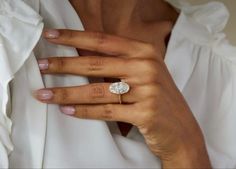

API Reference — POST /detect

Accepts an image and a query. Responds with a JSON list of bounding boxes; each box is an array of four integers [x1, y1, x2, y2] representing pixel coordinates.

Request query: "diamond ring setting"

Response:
[[109, 81, 130, 104], [109, 82, 130, 95]]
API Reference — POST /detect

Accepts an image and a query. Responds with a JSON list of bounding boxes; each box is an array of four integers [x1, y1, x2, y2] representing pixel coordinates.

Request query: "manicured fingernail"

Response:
[[60, 106, 76, 115], [44, 29, 60, 38], [37, 59, 49, 70], [34, 89, 53, 100]]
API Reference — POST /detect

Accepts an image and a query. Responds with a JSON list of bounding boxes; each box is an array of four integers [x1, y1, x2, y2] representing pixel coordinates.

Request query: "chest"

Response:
[[69, 1, 174, 53]]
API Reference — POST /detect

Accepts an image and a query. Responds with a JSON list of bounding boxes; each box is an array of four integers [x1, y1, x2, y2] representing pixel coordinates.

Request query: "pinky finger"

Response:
[[59, 104, 137, 124]]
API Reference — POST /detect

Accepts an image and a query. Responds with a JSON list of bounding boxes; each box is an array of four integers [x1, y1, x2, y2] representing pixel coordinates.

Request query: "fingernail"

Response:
[[37, 59, 49, 70], [44, 29, 60, 38], [60, 106, 76, 115], [34, 89, 53, 100]]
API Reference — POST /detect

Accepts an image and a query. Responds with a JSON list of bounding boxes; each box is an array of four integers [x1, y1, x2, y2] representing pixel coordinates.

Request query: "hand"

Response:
[[35, 29, 211, 168]]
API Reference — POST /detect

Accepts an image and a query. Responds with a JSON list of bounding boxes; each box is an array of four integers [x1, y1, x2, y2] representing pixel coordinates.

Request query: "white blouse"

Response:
[[0, 0, 236, 168]]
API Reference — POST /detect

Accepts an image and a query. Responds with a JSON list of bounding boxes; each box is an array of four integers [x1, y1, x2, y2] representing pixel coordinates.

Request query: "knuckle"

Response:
[[145, 73, 158, 83], [102, 104, 114, 120], [138, 117, 155, 135], [129, 59, 159, 81], [136, 102, 156, 125], [88, 57, 104, 71], [61, 29, 74, 40], [135, 42, 153, 51], [140, 100, 156, 114], [119, 57, 129, 66], [145, 44, 157, 53], [140, 43, 157, 56], [143, 60, 158, 72], [132, 59, 157, 72], [140, 59, 159, 76], [56, 89, 69, 103], [92, 32, 108, 50], [78, 106, 89, 119], [89, 84, 106, 100], [130, 58, 145, 68], [142, 100, 158, 120], [138, 43, 163, 60], [67, 30, 74, 39], [126, 58, 137, 67], [51, 57, 66, 72], [147, 97, 159, 110], [144, 84, 161, 98]]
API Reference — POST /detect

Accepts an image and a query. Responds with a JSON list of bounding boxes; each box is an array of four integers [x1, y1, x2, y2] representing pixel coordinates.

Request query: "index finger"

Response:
[[43, 29, 145, 56]]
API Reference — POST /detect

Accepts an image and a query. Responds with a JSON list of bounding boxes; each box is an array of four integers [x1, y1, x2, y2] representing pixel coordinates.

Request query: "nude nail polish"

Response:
[[38, 59, 49, 70], [44, 29, 60, 38], [60, 106, 76, 115], [35, 89, 53, 100]]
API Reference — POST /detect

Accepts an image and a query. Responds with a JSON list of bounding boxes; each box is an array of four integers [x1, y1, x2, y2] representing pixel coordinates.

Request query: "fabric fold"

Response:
[[166, 1, 236, 77], [168, 1, 229, 39], [180, 1, 236, 58], [0, 0, 43, 168], [184, 2, 229, 34]]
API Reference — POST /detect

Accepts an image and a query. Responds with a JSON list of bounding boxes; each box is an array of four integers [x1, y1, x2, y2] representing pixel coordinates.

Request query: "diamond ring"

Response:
[[109, 81, 130, 104]]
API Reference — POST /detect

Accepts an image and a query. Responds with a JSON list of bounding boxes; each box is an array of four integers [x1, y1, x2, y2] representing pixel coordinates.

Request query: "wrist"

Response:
[[161, 137, 212, 169]]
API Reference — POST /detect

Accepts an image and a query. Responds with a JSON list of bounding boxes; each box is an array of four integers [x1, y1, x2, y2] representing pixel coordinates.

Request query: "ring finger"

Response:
[[34, 83, 142, 104]]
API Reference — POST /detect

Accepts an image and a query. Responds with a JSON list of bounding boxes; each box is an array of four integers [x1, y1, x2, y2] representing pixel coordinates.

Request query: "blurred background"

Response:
[[189, 0, 236, 45]]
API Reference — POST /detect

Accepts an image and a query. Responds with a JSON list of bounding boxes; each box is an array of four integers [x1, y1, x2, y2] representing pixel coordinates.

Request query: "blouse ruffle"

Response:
[[165, 1, 236, 168], [167, 0, 236, 60], [0, 0, 43, 168], [165, 0, 236, 92]]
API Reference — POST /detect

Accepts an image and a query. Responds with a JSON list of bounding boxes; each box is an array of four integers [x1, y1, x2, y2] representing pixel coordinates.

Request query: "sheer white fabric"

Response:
[[0, 0, 235, 168]]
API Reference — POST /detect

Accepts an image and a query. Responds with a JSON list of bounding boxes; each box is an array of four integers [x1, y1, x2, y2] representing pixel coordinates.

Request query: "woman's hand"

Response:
[[35, 29, 211, 168]]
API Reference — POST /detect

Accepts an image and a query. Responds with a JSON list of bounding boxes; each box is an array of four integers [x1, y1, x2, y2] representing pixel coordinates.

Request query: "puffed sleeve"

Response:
[[203, 47, 236, 168], [165, 1, 236, 168], [0, 0, 43, 167], [177, 2, 236, 168]]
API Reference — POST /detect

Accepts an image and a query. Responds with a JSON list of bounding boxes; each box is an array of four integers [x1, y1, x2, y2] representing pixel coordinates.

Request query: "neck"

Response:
[[69, 0, 178, 33]]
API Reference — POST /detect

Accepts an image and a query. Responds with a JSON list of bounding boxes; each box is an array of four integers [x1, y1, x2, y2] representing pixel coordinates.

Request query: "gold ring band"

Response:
[[119, 94, 122, 104]]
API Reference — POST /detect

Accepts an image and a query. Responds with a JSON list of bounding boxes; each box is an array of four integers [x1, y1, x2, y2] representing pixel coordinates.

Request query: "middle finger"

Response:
[[38, 56, 129, 78]]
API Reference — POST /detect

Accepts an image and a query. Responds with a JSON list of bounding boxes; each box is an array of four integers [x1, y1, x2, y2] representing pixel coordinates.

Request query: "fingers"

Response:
[[59, 104, 137, 124], [34, 83, 138, 104], [38, 56, 128, 78], [43, 29, 144, 56]]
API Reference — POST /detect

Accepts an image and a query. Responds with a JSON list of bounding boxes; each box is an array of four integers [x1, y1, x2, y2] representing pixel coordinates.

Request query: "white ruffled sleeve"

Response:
[[195, 3, 236, 167], [0, 0, 43, 167], [165, 1, 236, 168]]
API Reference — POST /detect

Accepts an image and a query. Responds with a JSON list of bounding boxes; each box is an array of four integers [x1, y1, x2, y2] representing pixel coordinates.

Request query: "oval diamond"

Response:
[[109, 82, 130, 95]]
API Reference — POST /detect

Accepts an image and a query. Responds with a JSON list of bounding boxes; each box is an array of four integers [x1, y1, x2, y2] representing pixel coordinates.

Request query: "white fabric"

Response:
[[0, 0, 235, 168], [0, 0, 43, 168]]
